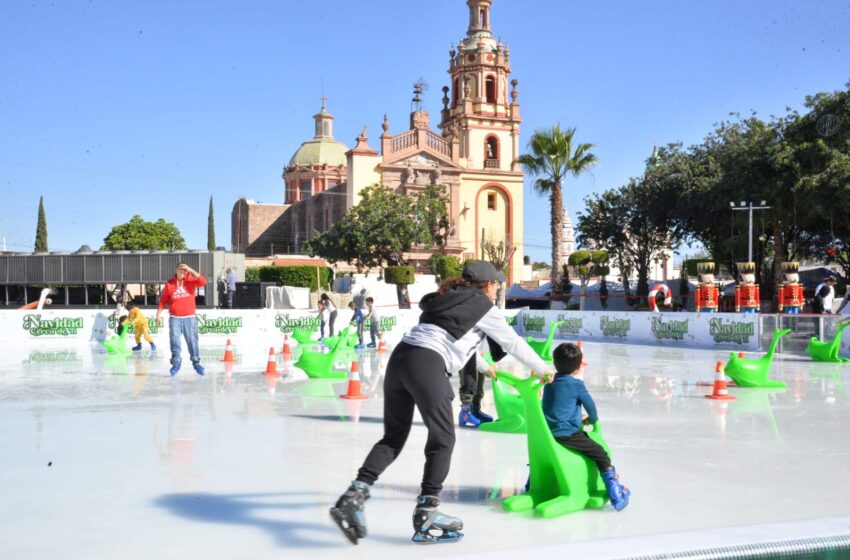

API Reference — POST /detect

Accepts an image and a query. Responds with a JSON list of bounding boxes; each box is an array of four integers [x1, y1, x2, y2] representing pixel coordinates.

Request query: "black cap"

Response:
[[462, 260, 505, 283]]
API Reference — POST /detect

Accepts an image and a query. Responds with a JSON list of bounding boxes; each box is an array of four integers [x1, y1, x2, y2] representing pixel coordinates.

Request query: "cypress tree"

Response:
[[207, 195, 216, 251], [35, 195, 48, 252]]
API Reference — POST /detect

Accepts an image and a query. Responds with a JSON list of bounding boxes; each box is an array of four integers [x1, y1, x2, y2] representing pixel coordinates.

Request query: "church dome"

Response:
[[287, 100, 349, 168], [288, 137, 349, 167]]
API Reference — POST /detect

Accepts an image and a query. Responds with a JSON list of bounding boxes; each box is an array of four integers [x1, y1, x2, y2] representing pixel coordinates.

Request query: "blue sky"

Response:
[[1, 0, 847, 263]]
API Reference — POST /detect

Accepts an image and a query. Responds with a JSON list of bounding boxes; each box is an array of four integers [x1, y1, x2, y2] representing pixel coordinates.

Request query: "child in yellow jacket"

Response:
[[127, 303, 157, 352]]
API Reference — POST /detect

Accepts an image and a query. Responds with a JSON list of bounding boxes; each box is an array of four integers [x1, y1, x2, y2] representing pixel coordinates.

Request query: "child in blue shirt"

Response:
[[542, 342, 631, 511], [348, 301, 365, 349]]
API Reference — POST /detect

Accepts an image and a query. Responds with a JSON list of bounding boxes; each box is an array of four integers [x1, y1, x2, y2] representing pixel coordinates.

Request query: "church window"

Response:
[[480, 8, 488, 28], [453, 77, 459, 106], [322, 121, 329, 136], [487, 193, 497, 210], [299, 180, 312, 201], [485, 75, 496, 103], [484, 136, 499, 166]]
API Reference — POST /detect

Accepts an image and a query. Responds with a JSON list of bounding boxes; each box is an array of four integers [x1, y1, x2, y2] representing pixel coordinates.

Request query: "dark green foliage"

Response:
[[429, 254, 462, 280], [384, 266, 415, 286], [102, 215, 187, 251], [207, 196, 216, 251], [35, 196, 48, 252], [257, 265, 332, 291], [304, 183, 450, 268], [244, 267, 261, 282]]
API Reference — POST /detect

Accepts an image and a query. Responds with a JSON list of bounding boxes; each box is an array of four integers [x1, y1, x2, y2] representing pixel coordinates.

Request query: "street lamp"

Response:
[[730, 201, 771, 262]]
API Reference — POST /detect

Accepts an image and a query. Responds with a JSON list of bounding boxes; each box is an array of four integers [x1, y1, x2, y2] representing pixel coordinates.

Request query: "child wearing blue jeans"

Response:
[[542, 342, 630, 511]]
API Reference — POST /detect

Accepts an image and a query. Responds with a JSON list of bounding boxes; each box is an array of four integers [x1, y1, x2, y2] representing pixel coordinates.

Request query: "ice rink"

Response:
[[2, 337, 850, 559]]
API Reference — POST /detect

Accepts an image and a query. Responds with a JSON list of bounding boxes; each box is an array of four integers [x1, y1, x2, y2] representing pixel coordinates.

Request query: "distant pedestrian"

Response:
[[225, 268, 236, 309]]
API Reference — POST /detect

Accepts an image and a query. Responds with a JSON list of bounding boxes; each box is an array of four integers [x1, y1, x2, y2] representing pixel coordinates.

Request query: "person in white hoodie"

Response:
[[814, 276, 837, 314], [329, 260, 554, 545]]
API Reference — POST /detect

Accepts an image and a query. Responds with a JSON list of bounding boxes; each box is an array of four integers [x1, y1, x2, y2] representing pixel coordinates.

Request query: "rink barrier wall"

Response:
[[514, 310, 762, 351], [0, 308, 769, 353]]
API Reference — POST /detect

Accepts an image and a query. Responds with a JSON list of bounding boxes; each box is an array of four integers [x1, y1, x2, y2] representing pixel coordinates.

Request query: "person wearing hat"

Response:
[[330, 260, 554, 544], [814, 276, 837, 314]]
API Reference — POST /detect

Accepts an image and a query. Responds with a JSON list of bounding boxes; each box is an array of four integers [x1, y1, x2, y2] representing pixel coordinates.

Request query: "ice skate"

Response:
[[458, 403, 481, 428], [411, 495, 463, 544], [330, 480, 370, 545]]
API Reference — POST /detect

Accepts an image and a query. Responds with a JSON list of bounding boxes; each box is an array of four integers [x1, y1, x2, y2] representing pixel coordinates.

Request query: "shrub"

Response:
[[384, 265, 415, 286], [244, 267, 261, 282], [257, 265, 332, 291], [428, 254, 462, 280]]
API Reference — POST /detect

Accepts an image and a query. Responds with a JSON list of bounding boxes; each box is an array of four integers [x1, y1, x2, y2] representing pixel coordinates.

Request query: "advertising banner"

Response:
[[515, 310, 760, 351]]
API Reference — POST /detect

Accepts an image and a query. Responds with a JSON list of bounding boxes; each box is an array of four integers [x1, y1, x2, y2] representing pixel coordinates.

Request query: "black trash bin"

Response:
[[234, 282, 276, 309]]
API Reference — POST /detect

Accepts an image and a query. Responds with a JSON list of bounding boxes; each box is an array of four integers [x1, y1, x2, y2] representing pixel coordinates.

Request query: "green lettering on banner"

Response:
[[376, 316, 397, 333], [275, 314, 322, 333], [107, 316, 159, 335], [24, 350, 82, 364], [197, 314, 243, 335], [505, 315, 518, 327], [650, 317, 689, 341], [22, 314, 84, 336], [556, 314, 583, 335], [709, 318, 755, 345], [523, 315, 545, 333], [599, 316, 631, 338]]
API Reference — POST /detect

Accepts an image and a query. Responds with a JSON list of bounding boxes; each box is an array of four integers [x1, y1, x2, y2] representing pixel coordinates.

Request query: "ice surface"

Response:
[[1, 338, 849, 559]]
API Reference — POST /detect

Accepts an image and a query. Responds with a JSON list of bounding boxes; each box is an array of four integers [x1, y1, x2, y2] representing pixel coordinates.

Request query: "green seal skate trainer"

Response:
[[724, 328, 790, 388], [497, 371, 610, 518], [478, 378, 528, 434], [294, 326, 352, 379], [103, 328, 131, 355], [805, 322, 850, 363], [291, 328, 315, 346], [525, 320, 564, 362]]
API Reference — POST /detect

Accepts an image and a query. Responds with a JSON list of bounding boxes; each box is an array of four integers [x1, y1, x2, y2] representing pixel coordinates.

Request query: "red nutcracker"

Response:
[[734, 262, 760, 313], [695, 262, 719, 313], [777, 261, 804, 314]]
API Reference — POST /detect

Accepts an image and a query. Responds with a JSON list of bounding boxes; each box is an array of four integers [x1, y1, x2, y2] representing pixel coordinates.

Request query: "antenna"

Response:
[[412, 77, 428, 112]]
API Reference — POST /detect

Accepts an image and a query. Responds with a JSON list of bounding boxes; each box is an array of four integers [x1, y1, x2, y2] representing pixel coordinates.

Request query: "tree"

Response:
[[102, 215, 187, 251], [305, 183, 450, 270], [482, 238, 516, 309], [567, 249, 609, 310], [532, 261, 549, 270], [578, 175, 681, 305], [34, 195, 48, 252], [207, 196, 216, 251], [517, 126, 597, 306]]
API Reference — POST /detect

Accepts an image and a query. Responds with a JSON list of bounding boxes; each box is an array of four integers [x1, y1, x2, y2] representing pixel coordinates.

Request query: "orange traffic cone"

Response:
[[705, 361, 735, 400], [577, 340, 582, 349], [220, 339, 235, 363], [377, 333, 388, 353], [264, 347, 277, 375], [340, 360, 367, 400], [738, 352, 745, 358], [282, 334, 293, 360]]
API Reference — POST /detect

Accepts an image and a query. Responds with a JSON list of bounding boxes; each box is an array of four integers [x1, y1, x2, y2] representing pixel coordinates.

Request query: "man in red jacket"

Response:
[[156, 262, 206, 376]]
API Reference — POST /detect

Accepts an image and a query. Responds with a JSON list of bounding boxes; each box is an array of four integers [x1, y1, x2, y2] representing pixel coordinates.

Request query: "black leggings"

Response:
[[556, 431, 612, 472], [356, 342, 456, 496]]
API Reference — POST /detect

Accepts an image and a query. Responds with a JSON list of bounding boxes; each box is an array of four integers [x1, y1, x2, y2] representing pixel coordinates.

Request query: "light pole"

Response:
[[730, 201, 771, 262]]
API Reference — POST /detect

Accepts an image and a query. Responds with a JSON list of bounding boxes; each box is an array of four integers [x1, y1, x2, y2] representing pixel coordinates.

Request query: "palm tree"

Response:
[[517, 125, 597, 304]]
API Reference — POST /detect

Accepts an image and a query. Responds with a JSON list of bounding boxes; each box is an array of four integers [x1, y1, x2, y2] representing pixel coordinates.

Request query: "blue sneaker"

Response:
[[367, 342, 376, 348], [132, 344, 142, 352], [355, 343, 365, 350], [193, 363, 205, 376], [458, 403, 481, 428], [150, 343, 157, 352], [169, 365, 180, 376]]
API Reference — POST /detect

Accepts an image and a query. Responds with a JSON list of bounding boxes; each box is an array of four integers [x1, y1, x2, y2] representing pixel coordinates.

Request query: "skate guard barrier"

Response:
[[2, 308, 847, 358]]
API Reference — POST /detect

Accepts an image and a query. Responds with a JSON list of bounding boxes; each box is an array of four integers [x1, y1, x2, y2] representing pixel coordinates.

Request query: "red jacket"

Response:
[[158, 274, 206, 317]]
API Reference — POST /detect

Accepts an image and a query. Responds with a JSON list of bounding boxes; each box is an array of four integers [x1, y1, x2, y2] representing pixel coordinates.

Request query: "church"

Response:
[[232, 0, 527, 283]]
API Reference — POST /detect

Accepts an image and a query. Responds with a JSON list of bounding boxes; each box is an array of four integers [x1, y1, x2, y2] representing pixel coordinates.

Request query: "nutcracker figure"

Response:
[[695, 262, 719, 313], [777, 261, 804, 314], [734, 262, 760, 313]]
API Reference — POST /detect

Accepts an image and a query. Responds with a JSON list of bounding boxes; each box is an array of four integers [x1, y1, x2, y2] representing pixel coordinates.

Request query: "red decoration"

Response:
[[827, 246, 837, 257], [777, 283, 804, 313], [467, 54, 476, 62], [695, 284, 719, 312], [487, 54, 494, 61], [735, 284, 760, 312]]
